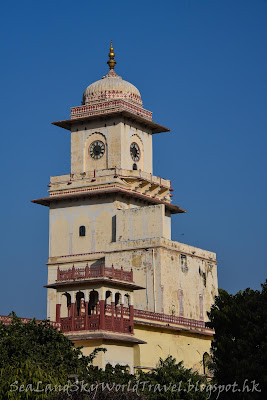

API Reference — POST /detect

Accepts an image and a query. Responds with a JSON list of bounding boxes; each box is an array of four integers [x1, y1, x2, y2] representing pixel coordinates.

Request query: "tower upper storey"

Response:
[[52, 42, 170, 175], [32, 43, 185, 215]]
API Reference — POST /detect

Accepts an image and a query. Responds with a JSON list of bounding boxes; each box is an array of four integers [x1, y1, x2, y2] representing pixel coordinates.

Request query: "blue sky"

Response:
[[0, 0, 266, 319]]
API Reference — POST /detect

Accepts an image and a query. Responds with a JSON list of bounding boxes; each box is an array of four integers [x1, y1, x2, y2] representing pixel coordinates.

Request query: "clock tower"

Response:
[[33, 43, 218, 373]]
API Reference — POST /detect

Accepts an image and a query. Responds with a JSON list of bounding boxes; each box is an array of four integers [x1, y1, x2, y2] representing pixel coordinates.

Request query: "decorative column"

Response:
[[129, 305, 134, 334], [99, 299, 105, 330], [70, 292, 75, 331], [111, 292, 115, 331], [120, 297, 124, 333], [56, 292, 61, 323], [85, 291, 89, 330]]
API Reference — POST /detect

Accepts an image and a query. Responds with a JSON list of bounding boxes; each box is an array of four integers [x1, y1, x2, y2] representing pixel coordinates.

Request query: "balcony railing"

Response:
[[60, 303, 133, 334], [0, 315, 60, 329], [134, 309, 209, 330], [60, 314, 132, 334], [56, 264, 133, 283]]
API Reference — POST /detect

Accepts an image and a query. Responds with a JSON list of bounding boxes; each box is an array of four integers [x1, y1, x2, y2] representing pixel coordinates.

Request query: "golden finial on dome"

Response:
[[107, 40, 116, 70]]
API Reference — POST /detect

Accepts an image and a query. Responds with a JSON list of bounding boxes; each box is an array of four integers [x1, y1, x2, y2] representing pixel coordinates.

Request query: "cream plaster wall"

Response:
[[49, 199, 118, 258], [70, 117, 153, 175], [116, 204, 171, 242], [71, 328, 211, 374], [73, 340, 135, 373], [133, 326, 212, 373]]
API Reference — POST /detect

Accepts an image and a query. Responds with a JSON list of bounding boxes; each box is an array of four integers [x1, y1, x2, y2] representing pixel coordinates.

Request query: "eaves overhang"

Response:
[[65, 331, 146, 344], [52, 110, 170, 134], [31, 187, 186, 214], [45, 278, 145, 291]]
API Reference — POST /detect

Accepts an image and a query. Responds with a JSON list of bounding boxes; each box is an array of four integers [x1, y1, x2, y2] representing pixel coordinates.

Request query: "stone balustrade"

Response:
[[56, 264, 133, 283]]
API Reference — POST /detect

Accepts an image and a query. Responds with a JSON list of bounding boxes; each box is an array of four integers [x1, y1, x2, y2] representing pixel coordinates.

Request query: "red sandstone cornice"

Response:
[[65, 331, 146, 344], [45, 278, 145, 291], [52, 109, 169, 134]]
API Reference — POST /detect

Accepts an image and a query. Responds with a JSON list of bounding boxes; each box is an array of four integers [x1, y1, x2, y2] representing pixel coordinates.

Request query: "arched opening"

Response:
[[124, 365, 130, 373], [115, 292, 121, 307], [124, 294, 130, 307], [76, 292, 85, 316], [203, 352, 210, 375], [105, 290, 112, 307], [132, 163, 137, 170], [63, 292, 71, 317], [88, 290, 99, 315]]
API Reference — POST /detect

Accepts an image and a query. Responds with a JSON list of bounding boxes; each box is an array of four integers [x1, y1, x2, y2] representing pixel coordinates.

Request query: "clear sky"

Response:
[[0, 0, 266, 319]]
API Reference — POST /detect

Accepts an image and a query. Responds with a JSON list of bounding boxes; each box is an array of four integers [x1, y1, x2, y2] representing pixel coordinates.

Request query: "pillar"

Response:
[[84, 290, 89, 330], [70, 303, 75, 331], [56, 304, 61, 323], [111, 302, 115, 331], [70, 292, 75, 331], [120, 303, 124, 332], [129, 305, 134, 334], [99, 300, 105, 330], [85, 302, 89, 330]]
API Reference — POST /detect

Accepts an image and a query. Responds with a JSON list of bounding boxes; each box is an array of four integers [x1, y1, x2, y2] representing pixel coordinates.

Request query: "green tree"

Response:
[[207, 280, 267, 399], [58, 357, 210, 400], [137, 356, 209, 400], [0, 313, 102, 399]]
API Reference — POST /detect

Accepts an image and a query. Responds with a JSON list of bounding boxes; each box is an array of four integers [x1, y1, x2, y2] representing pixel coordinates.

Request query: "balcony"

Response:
[[56, 264, 133, 283], [60, 304, 134, 335]]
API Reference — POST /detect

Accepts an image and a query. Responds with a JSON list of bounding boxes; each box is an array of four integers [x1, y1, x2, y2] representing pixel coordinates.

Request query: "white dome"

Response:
[[82, 69, 143, 106]]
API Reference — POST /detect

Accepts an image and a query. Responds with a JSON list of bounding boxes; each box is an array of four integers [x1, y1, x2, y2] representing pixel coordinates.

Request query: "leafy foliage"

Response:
[[207, 280, 267, 399], [0, 312, 103, 399], [138, 356, 209, 400], [57, 357, 210, 400]]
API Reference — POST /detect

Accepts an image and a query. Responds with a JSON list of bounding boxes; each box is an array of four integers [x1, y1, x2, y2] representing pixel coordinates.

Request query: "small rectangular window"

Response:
[[79, 226, 86, 236], [181, 254, 188, 273]]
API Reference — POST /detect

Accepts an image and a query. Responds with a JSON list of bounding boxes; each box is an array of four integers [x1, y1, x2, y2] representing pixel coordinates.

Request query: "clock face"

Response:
[[90, 141, 105, 159], [130, 142, 140, 161]]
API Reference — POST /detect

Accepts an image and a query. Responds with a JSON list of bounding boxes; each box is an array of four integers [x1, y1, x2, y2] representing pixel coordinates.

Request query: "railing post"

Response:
[[120, 304, 124, 332], [71, 303, 75, 331], [130, 268, 133, 282], [111, 302, 115, 331], [57, 266, 60, 281], [129, 305, 134, 334], [100, 263, 104, 277], [111, 264, 114, 278], [72, 265, 75, 280], [85, 302, 89, 330], [56, 304, 61, 323], [99, 300, 105, 330], [120, 266, 123, 280], [85, 263, 89, 279]]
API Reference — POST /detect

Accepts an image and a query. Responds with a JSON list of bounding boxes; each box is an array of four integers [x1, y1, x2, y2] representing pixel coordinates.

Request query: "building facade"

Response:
[[32, 43, 218, 373]]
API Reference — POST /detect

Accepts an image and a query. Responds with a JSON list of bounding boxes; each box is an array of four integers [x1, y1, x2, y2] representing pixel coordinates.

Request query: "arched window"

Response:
[[79, 225, 86, 237], [105, 291, 112, 307], [115, 292, 121, 307], [203, 352, 210, 375], [76, 291, 84, 316], [124, 294, 130, 307], [133, 163, 137, 170], [88, 290, 99, 315]]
